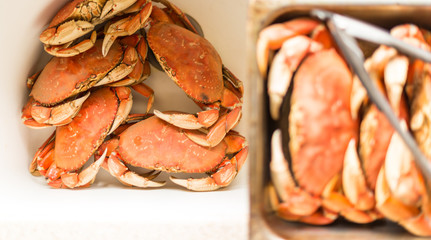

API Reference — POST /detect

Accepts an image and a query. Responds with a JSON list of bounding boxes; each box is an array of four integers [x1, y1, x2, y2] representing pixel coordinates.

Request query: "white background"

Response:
[[0, 0, 250, 239]]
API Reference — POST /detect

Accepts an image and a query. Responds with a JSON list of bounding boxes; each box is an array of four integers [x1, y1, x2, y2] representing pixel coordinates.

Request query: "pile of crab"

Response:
[[22, 0, 248, 191], [258, 18, 431, 236]]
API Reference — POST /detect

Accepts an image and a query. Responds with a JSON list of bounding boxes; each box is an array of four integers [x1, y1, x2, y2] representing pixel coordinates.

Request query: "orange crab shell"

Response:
[[30, 40, 123, 105], [54, 87, 125, 170], [117, 115, 227, 173], [147, 22, 224, 104], [287, 49, 356, 196]]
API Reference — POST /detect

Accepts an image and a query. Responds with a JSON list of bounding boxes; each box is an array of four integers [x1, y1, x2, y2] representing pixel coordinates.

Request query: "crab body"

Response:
[[119, 116, 227, 172]]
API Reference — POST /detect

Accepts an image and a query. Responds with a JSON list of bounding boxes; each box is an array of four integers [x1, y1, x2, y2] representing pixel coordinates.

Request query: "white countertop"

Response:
[[0, 0, 250, 239]]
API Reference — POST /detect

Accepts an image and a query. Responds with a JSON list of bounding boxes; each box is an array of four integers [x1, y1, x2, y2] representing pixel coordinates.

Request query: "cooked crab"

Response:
[[94, 113, 248, 191], [22, 34, 153, 128]]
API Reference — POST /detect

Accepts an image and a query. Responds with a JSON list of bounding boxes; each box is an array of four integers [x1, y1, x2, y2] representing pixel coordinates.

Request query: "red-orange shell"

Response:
[[31, 40, 123, 105], [118, 116, 227, 173], [147, 22, 223, 104], [55, 87, 120, 170], [288, 49, 355, 196]]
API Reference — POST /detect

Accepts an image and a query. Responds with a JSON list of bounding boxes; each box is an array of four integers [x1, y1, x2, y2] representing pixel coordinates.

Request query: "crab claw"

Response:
[[61, 148, 107, 188], [153, 109, 218, 129], [170, 134, 248, 191], [102, 1, 152, 56], [40, 20, 94, 45], [184, 107, 242, 147], [170, 176, 221, 191], [267, 35, 322, 119], [22, 92, 91, 128], [106, 152, 166, 188], [342, 139, 376, 211], [256, 18, 320, 76], [44, 31, 97, 57], [100, 0, 139, 20]]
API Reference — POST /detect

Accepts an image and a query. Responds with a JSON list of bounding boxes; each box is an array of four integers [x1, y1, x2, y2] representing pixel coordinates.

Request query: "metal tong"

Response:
[[311, 9, 431, 187]]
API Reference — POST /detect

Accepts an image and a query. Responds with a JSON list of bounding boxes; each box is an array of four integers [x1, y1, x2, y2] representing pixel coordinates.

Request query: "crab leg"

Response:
[[60, 149, 107, 188], [374, 121, 431, 236], [102, 1, 152, 56], [327, 138, 383, 224], [105, 37, 154, 113], [222, 67, 244, 99], [108, 61, 151, 86], [170, 132, 248, 191], [153, 109, 219, 129], [384, 56, 409, 112], [44, 31, 97, 57], [323, 189, 381, 224], [384, 122, 424, 206], [188, 107, 242, 147], [31, 135, 108, 189], [40, 20, 94, 46], [343, 139, 376, 211], [269, 130, 322, 216], [267, 35, 323, 119], [21, 98, 51, 129], [96, 137, 165, 188], [22, 92, 91, 129], [26, 71, 41, 89], [106, 35, 151, 86], [154, 105, 241, 148], [376, 165, 431, 236], [29, 131, 56, 176], [410, 64, 431, 158], [106, 151, 166, 188], [266, 184, 337, 225], [94, 46, 138, 86], [99, 0, 139, 21], [107, 87, 134, 135], [256, 18, 320, 76], [130, 83, 154, 113], [98, 34, 149, 87]]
